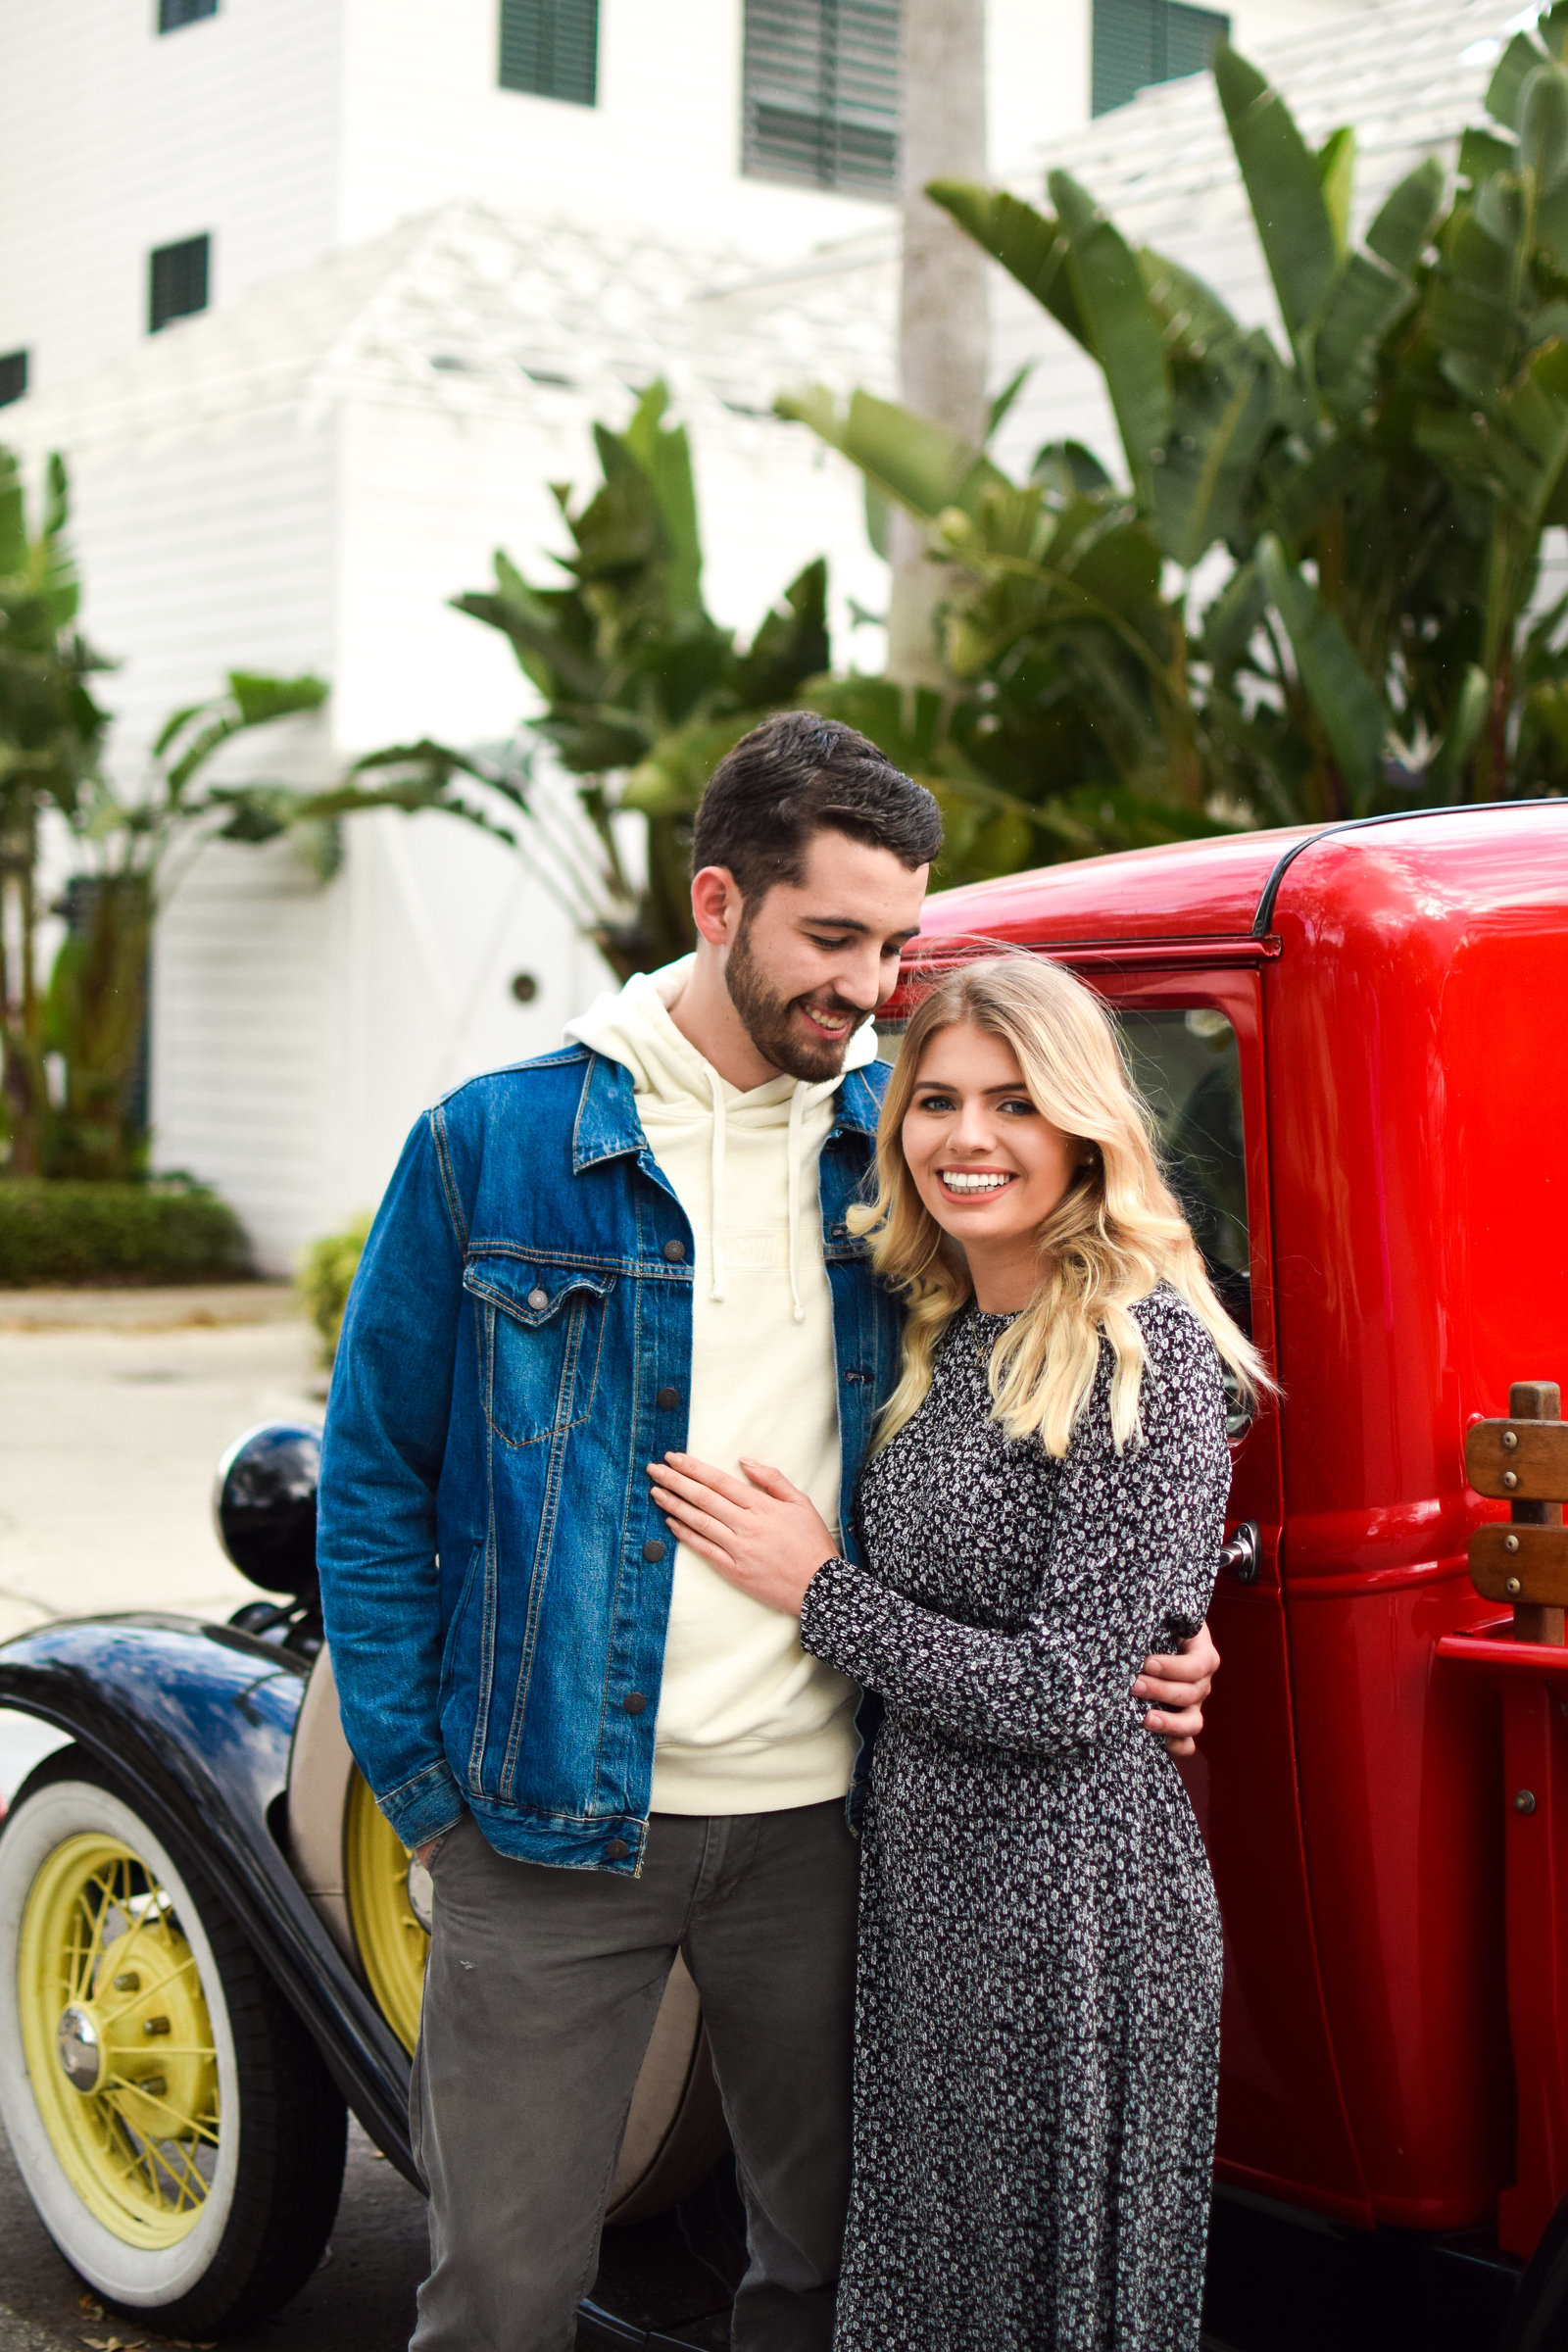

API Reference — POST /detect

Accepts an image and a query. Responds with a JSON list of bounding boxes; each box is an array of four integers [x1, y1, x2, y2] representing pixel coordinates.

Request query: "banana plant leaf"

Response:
[[1258, 534, 1388, 809], [1213, 43, 1340, 350]]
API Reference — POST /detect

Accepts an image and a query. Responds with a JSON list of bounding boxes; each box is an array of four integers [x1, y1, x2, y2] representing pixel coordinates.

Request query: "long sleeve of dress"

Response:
[[799, 1290, 1230, 1761]]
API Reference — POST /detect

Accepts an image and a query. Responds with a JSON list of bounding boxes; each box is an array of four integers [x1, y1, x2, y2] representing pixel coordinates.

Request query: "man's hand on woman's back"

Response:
[[1134, 1623, 1219, 1757]]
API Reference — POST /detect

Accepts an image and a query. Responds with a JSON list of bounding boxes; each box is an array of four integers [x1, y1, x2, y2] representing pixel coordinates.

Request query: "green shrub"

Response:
[[298, 1211, 371, 1364], [0, 1177, 253, 1286]]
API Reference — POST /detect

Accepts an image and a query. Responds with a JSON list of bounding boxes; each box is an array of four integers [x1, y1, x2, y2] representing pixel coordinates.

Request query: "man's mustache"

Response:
[[791, 994, 874, 1022]]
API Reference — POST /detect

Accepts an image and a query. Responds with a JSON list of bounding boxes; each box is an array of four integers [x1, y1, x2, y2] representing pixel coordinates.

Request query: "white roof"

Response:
[[1032, 0, 1534, 225], [5, 200, 897, 464]]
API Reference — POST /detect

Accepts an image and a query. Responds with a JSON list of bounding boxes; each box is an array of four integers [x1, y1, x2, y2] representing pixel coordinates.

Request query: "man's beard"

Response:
[[724, 918, 869, 1082]]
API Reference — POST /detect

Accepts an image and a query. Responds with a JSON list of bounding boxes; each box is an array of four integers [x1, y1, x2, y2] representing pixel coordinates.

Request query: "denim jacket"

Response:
[[316, 1045, 900, 1875]]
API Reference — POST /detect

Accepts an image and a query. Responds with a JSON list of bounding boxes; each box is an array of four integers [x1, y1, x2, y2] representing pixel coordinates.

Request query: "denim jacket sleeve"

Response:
[[316, 1106, 469, 1848]]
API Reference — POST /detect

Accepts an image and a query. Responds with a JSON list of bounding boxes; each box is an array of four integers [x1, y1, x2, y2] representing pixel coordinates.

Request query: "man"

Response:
[[317, 712, 1218, 2352]]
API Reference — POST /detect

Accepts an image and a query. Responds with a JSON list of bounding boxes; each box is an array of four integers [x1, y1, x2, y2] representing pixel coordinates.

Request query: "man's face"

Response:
[[721, 829, 929, 1082]]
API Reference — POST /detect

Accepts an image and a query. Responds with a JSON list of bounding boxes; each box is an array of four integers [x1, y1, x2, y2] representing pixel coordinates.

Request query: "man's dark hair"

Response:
[[691, 711, 942, 900]]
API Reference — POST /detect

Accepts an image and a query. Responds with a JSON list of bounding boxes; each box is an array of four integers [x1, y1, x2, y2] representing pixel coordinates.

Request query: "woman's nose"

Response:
[[949, 1104, 996, 1152]]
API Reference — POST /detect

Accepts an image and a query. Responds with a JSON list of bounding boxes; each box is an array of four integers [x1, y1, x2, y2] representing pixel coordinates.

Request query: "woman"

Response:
[[648, 956, 1267, 2351]]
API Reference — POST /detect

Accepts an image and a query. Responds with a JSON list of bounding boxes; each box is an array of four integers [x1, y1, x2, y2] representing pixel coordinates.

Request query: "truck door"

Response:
[[1075, 960, 1370, 2224]]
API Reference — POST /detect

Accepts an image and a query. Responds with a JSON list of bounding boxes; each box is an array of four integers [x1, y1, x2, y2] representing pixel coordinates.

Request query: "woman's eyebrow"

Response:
[[911, 1081, 1031, 1098]]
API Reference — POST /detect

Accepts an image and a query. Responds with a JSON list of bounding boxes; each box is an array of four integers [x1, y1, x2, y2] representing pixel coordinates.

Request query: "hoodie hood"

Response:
[[565, 956, 878, 1323]]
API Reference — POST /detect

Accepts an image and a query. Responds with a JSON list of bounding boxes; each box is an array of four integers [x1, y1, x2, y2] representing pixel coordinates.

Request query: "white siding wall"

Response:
[[43, 413, 339, 1270], [315, 811, 606, 1250], [153, 838, 339, 1272], [337, 0, 894, 261], [0, 0, 343, 392]]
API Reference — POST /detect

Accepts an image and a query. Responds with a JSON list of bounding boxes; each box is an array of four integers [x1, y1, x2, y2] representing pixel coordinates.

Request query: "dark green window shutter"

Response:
[[148, 234, 210, 333], [743, 0, 900, 197], [0, 350, 27, 408], [499, 0, 598, 107], [159, 0, 218, 28], [1164, 1, 1229, 82], [1092, 0, 1227, 117]]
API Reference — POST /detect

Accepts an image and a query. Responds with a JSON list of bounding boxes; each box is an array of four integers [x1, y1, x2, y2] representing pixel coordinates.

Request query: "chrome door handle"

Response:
[[1219, 1521, 1261, 1585]]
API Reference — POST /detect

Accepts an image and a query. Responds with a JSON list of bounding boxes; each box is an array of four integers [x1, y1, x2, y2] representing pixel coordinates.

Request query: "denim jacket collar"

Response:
[[571, 1040, 884, 1175], [571, 1049, 644, 1171]]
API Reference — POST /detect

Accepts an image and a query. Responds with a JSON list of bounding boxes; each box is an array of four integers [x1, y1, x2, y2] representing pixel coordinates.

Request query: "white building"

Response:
[[0, 0, 1415, 1267]]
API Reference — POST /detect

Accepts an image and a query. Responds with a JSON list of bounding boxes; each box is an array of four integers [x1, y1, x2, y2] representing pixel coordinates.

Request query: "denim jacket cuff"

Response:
[[377, 1757, 466, 1849]]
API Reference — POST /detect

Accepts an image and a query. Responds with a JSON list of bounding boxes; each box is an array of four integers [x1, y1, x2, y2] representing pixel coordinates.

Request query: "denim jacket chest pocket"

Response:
[[463, 1252, 617, 1450]]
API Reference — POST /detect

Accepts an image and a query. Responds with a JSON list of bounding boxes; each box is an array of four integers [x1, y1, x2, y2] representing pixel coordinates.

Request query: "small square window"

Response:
[[0, 350, 27, 408], [159, 0, 219, 29], [149, 234, 211, 333], [499, 0, 598, 106]]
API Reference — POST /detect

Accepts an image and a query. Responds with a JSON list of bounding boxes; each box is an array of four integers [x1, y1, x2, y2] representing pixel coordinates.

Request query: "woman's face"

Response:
[[901, 1021, 1083, 1302]]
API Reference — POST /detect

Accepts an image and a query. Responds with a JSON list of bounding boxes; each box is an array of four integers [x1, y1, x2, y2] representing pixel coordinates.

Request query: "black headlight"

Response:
[[212, 1422, 322, 1598]]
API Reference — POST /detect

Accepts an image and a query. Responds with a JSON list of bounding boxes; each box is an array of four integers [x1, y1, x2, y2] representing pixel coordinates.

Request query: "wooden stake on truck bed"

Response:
[[1451, 1378, 1568, 2251], [1465, 1382, 1567, 1645]]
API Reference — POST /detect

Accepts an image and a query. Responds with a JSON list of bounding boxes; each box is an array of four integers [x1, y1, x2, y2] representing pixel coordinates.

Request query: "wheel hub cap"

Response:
[[56, 2003, 104, 2094]]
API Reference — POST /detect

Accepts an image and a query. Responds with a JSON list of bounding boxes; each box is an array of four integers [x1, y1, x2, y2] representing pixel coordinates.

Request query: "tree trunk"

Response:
[[887, 0, 991, 687]]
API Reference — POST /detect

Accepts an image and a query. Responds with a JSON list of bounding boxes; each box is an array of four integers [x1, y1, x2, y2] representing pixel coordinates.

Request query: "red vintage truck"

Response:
[[907, 799, 1568, 2348], [0, 799, 1562, 2347]]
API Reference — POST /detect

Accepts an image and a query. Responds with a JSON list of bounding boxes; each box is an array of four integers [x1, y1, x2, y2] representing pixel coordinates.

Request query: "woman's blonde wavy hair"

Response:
[[851, 955, 1270, 1457]]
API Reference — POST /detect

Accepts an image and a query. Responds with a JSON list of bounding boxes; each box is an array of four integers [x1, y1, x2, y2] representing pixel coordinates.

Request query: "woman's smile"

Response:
[[936, 1167, 1018, 1199]]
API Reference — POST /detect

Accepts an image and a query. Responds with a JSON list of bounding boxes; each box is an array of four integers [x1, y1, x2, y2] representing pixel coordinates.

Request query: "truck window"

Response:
[[1116, 1008, 1251, 1341]]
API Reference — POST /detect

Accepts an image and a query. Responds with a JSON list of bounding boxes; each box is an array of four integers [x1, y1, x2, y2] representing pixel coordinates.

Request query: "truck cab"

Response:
[[909, 804, 1567, 2258]]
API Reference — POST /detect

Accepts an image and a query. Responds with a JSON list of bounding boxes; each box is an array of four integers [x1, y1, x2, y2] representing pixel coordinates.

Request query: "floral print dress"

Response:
[[798, 1285, 1231, 2352]]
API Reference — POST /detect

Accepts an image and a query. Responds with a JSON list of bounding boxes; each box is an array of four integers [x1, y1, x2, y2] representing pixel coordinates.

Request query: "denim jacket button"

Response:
[[642, 1539, 666, 1561], [656, 1386, 680, 1410], [623, 1690, 647, 1715], [527, 1287, 549, 1311], [662, 1239, 686, 1262], [605, 1838, 630, 1862]]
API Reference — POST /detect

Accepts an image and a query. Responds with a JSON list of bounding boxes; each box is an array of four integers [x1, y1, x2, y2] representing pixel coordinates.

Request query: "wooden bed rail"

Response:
[[1466, 1381, 1567, 1646]]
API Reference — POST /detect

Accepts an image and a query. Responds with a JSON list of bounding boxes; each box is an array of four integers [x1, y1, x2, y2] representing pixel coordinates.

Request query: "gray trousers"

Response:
[[409, 1800, 859, 2352]]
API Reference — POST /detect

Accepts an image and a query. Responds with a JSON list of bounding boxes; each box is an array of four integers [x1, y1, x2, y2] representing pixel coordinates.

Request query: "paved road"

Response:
[[0, 2119, 429, 2352], [0, 1285, 315, 1643]]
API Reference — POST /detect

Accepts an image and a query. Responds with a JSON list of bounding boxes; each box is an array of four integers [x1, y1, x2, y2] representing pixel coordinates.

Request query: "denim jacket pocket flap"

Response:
[[464, 1254, 617, 1328]]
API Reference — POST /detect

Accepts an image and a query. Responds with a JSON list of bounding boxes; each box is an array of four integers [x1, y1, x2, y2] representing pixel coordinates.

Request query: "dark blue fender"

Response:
[[0, 1614, 417, 2186]]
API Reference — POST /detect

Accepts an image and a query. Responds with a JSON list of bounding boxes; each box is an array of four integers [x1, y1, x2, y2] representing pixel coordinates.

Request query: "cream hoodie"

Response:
[[565, 957, 866, 1813]]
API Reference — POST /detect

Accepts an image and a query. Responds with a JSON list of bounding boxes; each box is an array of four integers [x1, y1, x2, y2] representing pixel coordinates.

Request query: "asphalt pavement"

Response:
[[0, 2117, 429, 2352]]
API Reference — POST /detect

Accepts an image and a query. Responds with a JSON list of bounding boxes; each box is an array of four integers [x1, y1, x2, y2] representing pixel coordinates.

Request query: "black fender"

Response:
[[0, 1614, 418, 2186]]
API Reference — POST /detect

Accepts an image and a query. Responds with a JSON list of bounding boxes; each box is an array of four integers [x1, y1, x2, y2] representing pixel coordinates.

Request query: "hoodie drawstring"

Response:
[[707, 1067, 806, 1323], [786, 1081, 806, 1326], [708, 1066, 727, 1303]]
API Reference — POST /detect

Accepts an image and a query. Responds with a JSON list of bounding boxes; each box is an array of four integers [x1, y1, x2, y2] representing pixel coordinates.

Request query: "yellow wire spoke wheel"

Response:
[[18, 1832, 220, 2249], [344, 1773, 428, 2053]]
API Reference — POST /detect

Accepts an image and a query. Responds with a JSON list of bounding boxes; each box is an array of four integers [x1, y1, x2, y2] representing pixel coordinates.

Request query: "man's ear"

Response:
[[690, 865, 745, 948]]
